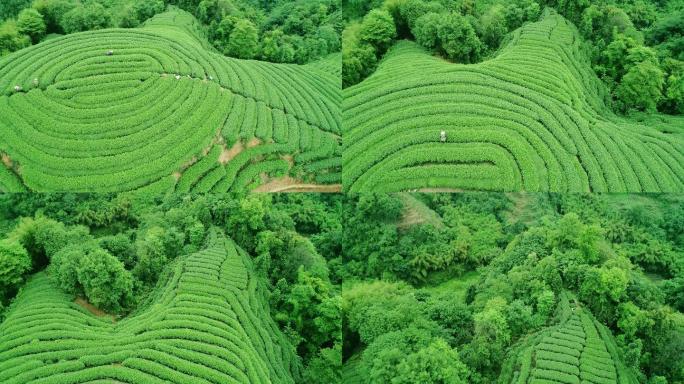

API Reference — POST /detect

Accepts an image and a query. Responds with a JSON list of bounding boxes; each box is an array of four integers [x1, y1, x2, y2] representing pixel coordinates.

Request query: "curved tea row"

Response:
[[0, 10, 340, 192], [501, 294, 637, 384], [0, 237, 301, 383], [343, 13, 684, 192]]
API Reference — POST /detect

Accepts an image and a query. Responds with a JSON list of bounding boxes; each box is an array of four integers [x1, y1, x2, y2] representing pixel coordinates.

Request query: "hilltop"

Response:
[[0, 9, 341, 193], [343, 12, 684, 193]]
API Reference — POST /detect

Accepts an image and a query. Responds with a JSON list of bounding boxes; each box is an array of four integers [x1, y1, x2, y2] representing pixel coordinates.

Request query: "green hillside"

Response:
[[0, 9, 341, 193], [343, 12, 684, 193], [501, 294, 638, 384], [0, 235, 301, 383]]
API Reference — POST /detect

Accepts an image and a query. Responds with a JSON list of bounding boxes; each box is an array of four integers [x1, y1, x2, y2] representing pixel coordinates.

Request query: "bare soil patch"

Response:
[[253, 176, 341, 193], [75, 297, 116, 323], [220, 141, 244, 164]]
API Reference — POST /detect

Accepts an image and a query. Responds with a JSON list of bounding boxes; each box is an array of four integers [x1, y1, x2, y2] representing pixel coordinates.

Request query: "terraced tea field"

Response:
[[501, 294, 638, 384], [0, 236, 301, 383], [343, 12, 684, 193], [0, 9, 341, 193]]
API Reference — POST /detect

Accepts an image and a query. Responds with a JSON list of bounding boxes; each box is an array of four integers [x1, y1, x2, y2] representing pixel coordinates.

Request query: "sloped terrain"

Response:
[[343, 12, 684, 193], [501, 294, 638, 384], [0, 9, 341, 193], [0, 236, 301, 383]]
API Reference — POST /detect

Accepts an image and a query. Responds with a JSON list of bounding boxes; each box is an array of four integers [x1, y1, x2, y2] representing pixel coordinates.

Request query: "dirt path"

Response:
[[75, 297, 116, 323], [252, 176, 341, 193]]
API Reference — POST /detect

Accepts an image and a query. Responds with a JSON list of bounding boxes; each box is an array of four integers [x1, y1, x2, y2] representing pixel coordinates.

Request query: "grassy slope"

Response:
[[343, 12, 684, 193], [0, 237, 301, 383], [397, 192, 445, 229], [0, 9, 341, 193]]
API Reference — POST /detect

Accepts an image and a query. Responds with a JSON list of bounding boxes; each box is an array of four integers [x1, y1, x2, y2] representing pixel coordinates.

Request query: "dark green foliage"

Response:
[[0, 20, 29, 55], [617, 59, 665, 112], [16, 8, 45, 43], [359, 9, 396, 52], [646, 10, 684, 61], [77, 248, 134, 312], [133, 0, 165, 22], [227, 18, 259, 58], [393, 339, 469, 383], [0, 0, 31, 21], [342, 41, 376, 87], [60, 2, 111, 33], [662, 277, 684, 312], [342, 194, 683, 383], [0, 240, 31, 301], [0, 193, 342, 378], [32, 0, 77, 34]]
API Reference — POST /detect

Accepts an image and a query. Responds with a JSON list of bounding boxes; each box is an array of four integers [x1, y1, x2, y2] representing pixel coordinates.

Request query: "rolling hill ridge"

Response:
[[343, 11, 684, 193], [0, 235, 301, 383]]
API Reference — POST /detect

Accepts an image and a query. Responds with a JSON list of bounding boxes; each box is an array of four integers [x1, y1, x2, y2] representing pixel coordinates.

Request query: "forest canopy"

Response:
[[341, 193, 684, 384], [1, 0, 341, 64]]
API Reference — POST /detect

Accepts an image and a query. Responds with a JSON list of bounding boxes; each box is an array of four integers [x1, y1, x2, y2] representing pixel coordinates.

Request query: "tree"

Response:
[[342, 41, 376, 87], [60, 3, 111, 34], [118, 6, 140, 28], [50, 244, 86, 296], [134, 0, 165, 22], [0, 240, 31, 299], [415, 12, 483, 63], [616, 61, 664, 112], [425, 295, 474, 345], [208, 16, 236, 52], [413, 12, 441, 50], [463, 297, 511, 374], [302, 344, 342, 384], [660, 58, 684, 114], [226, 19, 258, 59], [261, 29, 295, 63], [99, 234, 136, 269], [393, 339, 470, 384], [662, 277, 684, 312], [579, 4, 635, 44], [579, 265, 629, 323], [359, 9, 396, 54], [134, 226, 167, 284], [646, 10, 684, 61], [17, 8, 46, 43], [625, 0, 657, 29], [316, 25, 340, 54], [504, 0, 540, 30], [33, 0, 77, 34], [0, 0, 31, 21], [479, 5, 508, 50], [77, 248, 133, 312], [0, 20, 30, 55], [544, 0, 590, 25]]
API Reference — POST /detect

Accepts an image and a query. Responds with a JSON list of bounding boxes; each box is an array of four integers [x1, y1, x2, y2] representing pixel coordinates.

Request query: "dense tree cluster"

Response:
[[1, 0, 341, 64], [0, 193, 342, 382], [170, 0, 341, 63], [0, 0, 163, 55], [342, 193, 684, 383], [343, 0, 539, 87]]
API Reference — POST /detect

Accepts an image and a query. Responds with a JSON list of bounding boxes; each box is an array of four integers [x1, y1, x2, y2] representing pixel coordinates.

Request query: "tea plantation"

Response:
[[501, 294, 638, 384], [343, 12, 684, 193], [0, 9, 341, 193], [0, 236, 301, 383]]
